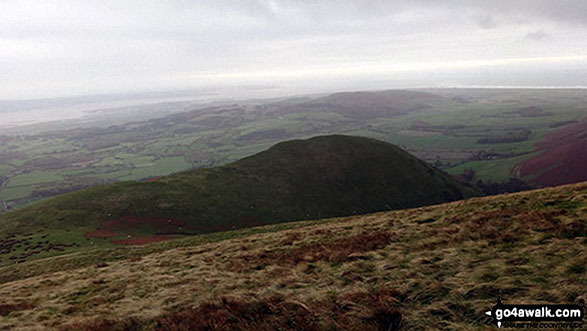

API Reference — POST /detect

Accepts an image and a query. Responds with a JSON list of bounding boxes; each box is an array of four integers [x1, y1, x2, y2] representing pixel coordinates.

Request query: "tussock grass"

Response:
[[0, 182, 584, 330]]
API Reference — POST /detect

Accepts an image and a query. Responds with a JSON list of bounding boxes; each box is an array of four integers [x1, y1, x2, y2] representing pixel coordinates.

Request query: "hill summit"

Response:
[[0, 135, 478, 264]]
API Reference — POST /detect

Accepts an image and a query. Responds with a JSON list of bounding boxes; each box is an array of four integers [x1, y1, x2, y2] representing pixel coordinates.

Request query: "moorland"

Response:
[[0, 88, 585, 330], [0, 181, 584, 330]]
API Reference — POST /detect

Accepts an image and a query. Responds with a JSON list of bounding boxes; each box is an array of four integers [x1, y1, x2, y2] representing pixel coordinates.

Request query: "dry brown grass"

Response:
[[0, 182, 585, 330], [227, 231, 391, 271], [62, 289, 402, 331], [0, 302, 36, 317]]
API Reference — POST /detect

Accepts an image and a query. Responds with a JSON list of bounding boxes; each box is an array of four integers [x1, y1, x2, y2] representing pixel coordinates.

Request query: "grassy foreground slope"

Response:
[[0, 182, 584, 330], [0, 135, 478, 265]]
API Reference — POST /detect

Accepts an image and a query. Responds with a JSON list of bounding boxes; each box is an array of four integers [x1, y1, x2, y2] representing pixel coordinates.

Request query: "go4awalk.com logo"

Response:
[[485, 295, 584, 329]]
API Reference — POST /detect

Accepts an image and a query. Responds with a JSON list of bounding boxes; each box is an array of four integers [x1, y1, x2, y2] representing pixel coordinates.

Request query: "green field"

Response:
[[0, 165, 14, 176], [119, 156, 192, 180], [444, 152, 541, 182], [6, 171, 65, 188], [0, 88, 585, 211], [0, 185, 34, 201]]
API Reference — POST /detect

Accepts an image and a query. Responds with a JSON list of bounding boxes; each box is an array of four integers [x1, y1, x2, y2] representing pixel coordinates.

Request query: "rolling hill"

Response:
[[0, 135, 478, 265], [2, 88, 586, 212], [276, 90, 449, 119], [0, 182, 584, 330], [515, 120, 587, 187]]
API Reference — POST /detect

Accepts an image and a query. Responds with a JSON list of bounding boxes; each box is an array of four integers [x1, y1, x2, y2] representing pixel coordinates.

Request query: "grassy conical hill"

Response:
[[0, 135, 478, 265]]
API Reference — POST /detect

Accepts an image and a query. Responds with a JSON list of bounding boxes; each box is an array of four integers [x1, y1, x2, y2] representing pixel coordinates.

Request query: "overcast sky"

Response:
[[1, 0, 586, 100]]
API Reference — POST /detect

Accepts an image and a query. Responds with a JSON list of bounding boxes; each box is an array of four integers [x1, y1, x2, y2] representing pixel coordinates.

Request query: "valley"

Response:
[[1, 88, 586, 212], [3, 2, 586, 330], [0, 90, 584, 330]]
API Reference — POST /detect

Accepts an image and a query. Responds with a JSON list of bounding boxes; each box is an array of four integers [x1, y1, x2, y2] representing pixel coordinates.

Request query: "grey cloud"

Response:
[[474, 15, 499, 29], [0, 0, 585, 99], [525, 30, 549, 40]]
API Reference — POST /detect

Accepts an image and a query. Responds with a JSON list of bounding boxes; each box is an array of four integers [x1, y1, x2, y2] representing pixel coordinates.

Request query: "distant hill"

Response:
[[515, 120, 587, 186], [3, 88, 586, 212], [0, 135, 478, 265], [278, 90, 448, 119], [0, 181, 583, 330]]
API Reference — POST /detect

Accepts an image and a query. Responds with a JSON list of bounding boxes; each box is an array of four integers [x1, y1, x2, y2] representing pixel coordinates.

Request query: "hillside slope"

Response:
[[516, 120, 587, 187], [0, 135, 478, 265], [0, 182, 584, 330]]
